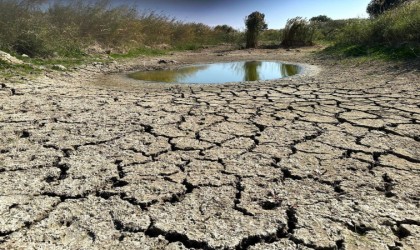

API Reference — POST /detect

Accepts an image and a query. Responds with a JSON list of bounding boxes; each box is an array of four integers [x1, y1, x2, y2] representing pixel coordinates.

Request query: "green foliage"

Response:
[[12, 32, 52, 57], [310, 15, 332, 22], [367, 0, 409, 17], [323, 43, 419, 60], [310, 15, 338, 42], [281, 17, 314, 47], [214, 25, 236, 34], [0, 0, 44, 53], [214, 25, 240, 44], [322, 1, 420, 60], [245, 11, 268, 48], [337, 1, 419, 46], [0, 59, 10, 69], [260, 29, 283, 45], [311, 19, 348, 42]]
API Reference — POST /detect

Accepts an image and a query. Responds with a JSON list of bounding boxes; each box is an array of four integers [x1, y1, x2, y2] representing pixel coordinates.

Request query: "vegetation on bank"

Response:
[[276, 0, 419, 60], [323, 0, 419, 60], [0, 0, 239, 60], [0, 0, 418, 71]]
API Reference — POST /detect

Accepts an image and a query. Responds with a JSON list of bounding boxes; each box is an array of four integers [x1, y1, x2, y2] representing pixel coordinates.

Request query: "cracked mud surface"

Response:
[[1, 48, 419, 249]]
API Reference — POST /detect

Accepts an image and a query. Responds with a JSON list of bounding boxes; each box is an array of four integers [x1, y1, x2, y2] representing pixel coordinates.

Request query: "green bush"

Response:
[[12, 32, 52, 57], [260, 29, 283, 45], [281, 17, 314, 47], [322, 1, 419, 60], [310, 15, 332, 22], [214, 25, 239, 44], [335, 19, 371, 45], [337, 1, 420, 46], [311, 18, 348, 42]]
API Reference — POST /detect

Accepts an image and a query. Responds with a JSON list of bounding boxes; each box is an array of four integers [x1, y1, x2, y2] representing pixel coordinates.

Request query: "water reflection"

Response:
[[129, 65, 208, 83], [128, 61, 300, 84], [243, 61, 262, 81], [281, 64, 300, 76]]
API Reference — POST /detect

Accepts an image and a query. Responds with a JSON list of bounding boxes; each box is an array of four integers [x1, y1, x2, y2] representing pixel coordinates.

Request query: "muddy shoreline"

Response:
[[0, 47, 419, 249]]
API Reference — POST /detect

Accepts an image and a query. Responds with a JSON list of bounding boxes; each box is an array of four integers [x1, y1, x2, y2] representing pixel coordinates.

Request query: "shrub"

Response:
[[12, 32, 52, 57], [367, 0, 410, 17], [214, 25, 239, 44], [323, 1, 419, 60], [311, 19, 348, 42], [0, 0, 39, 52], [281, 17, 314, 47], [310, 15, 332, 22], [309, 15, 348, 42], [245, 11, 268, 48], [337, 1, 420, 46], [260, 29, 283, 45], [335, 19, 372, 45], [214, 25, 236, 34]]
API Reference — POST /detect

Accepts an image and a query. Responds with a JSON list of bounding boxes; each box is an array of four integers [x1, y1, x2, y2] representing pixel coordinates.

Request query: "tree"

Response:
[[367, 0, 409, 17], [245, 11, 267, 48], [309, 15, 332, 23]]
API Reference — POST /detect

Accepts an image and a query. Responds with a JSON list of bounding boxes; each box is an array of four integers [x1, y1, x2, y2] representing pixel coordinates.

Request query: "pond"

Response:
[[128, 61, 300, 84]]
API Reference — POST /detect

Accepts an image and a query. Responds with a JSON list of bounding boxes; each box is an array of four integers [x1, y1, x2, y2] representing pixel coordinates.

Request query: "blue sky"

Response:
[[117, 0, 371, 29]]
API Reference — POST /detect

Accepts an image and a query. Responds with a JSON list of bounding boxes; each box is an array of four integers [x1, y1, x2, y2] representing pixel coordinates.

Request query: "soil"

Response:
[[0, 46, 419, 250]]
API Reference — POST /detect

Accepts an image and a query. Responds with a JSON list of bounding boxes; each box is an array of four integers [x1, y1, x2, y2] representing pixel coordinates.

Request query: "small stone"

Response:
[[52, 64, 67, 71]]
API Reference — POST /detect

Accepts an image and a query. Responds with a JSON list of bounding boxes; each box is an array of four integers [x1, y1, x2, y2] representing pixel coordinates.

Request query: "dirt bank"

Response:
[[0, 47, 419, 249]]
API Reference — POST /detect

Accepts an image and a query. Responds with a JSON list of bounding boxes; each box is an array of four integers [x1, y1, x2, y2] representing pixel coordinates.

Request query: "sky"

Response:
[[114, 0, 371, 29]]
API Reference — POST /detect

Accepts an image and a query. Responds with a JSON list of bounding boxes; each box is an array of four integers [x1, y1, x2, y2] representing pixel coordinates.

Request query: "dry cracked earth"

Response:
[[0, 49, 419, 250]]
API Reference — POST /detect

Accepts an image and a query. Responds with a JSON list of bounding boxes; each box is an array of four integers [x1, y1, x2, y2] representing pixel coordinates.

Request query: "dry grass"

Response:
[[0, 0, 237, 58]]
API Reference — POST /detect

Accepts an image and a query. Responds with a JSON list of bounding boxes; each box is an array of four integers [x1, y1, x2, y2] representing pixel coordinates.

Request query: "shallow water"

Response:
[[128, 61, 300, 84]]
